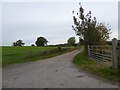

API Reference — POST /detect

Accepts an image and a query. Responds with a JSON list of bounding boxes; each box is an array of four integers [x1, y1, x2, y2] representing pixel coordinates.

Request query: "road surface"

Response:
[[2, 50, 118, 88]]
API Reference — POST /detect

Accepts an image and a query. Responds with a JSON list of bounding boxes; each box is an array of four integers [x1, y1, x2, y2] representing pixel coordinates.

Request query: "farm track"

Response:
[[2, 50, 118, 88]]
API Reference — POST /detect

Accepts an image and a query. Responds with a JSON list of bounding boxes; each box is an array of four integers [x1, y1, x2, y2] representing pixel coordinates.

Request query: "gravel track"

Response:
[[2, 50, 118, 88]]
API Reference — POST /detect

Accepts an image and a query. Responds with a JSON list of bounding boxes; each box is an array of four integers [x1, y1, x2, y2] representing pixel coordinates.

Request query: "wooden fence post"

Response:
[[118, 40, 120, 67], [88, 45, 90, 57], [112, 38, 118, 69]]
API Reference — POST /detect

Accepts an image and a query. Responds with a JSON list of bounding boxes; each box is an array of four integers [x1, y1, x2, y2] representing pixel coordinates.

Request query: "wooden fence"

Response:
[[88, 38, 120, 69]]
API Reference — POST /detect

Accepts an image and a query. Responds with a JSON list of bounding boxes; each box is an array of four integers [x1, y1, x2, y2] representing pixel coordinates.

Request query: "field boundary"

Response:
[[2, 46, 79, 66]]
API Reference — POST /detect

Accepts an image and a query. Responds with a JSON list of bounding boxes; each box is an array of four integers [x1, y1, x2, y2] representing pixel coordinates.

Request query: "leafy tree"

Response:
[[35, 36, 48, 46], [79, 38, 84, 45], [72, 3, 111, 50], [67, 37, 76, 46], [12, 40, 25, 46], [106, 40, 112, 45], [31, 44, 35, 46]]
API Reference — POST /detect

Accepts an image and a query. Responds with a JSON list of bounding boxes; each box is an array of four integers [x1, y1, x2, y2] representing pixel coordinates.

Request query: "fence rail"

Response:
[[88, 45, 112, 66], [88, 38, 120, 69]]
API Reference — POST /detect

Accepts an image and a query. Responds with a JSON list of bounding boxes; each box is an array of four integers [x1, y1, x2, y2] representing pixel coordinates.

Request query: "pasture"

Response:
[[2, 46, 73, 66]]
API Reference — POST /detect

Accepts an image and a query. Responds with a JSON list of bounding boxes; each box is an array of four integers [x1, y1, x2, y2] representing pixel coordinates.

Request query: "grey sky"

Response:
[[1, 1, 118, 46], [118, 1, 120, 40]]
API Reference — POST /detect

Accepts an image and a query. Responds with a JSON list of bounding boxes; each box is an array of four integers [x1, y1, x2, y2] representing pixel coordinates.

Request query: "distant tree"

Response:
[[31, 44, 35, 46], [72, 3, 111, 51], [12, 40, 25, 46], [67, 37, 76, 46], [12, 42, 16, 46], [35, 36, 48, 46]]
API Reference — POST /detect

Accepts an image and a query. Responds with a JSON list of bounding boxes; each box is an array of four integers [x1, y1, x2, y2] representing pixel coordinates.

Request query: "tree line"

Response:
[[12, 36, 79, 47], [12, 36, 47, 46]]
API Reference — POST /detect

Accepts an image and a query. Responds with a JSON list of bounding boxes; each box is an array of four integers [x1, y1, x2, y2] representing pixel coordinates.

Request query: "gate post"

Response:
[[88, 45, 90, 57], [118, 40, 120, 67], [112, 38, 118, 69]]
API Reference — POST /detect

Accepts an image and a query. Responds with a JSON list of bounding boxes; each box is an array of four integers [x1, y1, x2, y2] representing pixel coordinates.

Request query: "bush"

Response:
[[58, 46, 61, 51]]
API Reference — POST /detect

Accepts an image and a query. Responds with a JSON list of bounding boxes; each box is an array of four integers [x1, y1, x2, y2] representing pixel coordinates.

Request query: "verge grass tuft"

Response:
[[73, 50, 120, 83]]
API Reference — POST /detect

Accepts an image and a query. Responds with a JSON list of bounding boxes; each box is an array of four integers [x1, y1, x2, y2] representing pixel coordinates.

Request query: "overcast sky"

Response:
[[1, 1, 118, 46]]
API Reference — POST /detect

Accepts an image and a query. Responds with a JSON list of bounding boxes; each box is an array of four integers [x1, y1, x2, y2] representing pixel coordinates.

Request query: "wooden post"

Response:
[[88, 45, 90, 57], [112, 38, 118, 69], [118, 40, 120, 67]]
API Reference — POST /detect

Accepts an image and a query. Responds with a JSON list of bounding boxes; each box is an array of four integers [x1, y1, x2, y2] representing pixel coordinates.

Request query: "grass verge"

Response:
[[73, 50, 120, 83]]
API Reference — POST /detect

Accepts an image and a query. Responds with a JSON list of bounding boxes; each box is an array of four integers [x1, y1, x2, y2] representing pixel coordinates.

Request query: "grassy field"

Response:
[[2, 46, 75, 66], [73, 50, 120, 83]]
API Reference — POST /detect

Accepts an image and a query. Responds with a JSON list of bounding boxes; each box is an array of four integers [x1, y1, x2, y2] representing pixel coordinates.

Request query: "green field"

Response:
[[2, 46, 74, 66]]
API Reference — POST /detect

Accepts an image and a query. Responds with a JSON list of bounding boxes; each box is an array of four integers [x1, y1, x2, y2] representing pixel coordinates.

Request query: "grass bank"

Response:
[[73, 50, 120, 83], [2, 46, 77, 66]]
